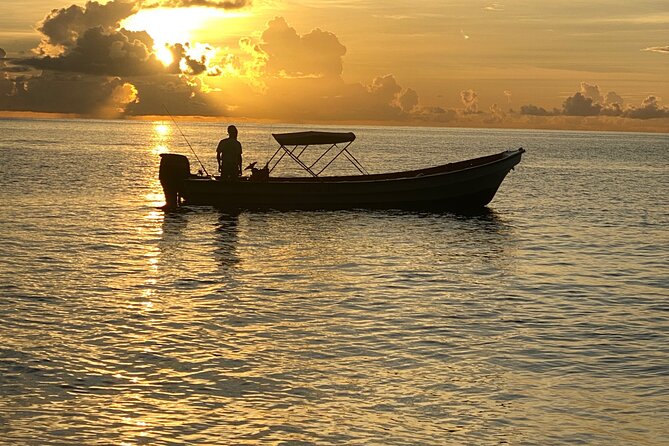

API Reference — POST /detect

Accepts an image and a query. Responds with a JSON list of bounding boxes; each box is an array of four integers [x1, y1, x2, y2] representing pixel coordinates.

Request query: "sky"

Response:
[[1, 0, 668, 131]]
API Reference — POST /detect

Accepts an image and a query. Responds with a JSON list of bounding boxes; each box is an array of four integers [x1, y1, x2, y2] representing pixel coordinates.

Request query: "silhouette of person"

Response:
[[217, 125, 242, 179]]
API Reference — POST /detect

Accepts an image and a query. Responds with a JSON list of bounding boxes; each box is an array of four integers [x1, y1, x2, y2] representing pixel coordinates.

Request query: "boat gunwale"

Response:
[[186, 148, 524, 184]]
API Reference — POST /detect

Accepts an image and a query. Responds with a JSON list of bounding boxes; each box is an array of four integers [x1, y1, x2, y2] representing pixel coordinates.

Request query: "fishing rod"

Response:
[[162, 104, 210, 177]]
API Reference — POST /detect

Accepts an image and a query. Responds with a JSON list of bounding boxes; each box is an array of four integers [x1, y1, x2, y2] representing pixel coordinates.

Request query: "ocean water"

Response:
[[0, 118, 667, 445]]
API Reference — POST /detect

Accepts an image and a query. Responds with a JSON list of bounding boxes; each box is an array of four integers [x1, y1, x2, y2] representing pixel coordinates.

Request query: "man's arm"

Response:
[[237, 143, 243, 175], [216, 141, 222, 171]]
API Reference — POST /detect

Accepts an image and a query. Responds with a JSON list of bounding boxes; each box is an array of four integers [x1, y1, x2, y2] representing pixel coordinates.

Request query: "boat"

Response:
[[158, 130, 524, 210]]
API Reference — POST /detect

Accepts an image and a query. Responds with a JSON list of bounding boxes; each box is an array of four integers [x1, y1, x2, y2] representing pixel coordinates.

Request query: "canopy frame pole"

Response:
[[316, 141, 369, 176], [307, 143, 338, 172], [266, 145, 285, 173], [342, 149, 370, 175], [294, 145, 310, 160], [287, 145, 318, 177], [341, 144, 369, 174], [270, 144, 318, 177]]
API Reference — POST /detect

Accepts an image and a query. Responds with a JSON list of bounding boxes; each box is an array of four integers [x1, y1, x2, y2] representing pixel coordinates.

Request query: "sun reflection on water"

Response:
[[150, 122, 171, 156], [154, 123, 170, 136], [151, 144, 169, 155]]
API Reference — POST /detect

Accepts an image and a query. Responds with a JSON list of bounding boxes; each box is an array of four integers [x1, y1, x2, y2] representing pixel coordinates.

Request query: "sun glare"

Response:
[[122, 8, 203, 45], [154, 45, 174, 66], [154, 123, 170, 136], [121, 7, 250, 67], [121, 7, 248, 46]]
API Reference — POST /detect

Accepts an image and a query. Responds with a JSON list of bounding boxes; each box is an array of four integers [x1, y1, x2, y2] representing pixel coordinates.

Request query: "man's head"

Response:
[[227, 125, 238, 139]]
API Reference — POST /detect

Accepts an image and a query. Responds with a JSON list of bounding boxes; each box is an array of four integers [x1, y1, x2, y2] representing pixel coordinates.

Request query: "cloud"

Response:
[[2, 2, 667, 131], [140, 0, 251, 8], [398, 88, 419, 113], [258, 17, 346, 78], [0, 48, 6, 84], [368, 74, 402, 102], [504, 90, 512, 104], [579, 81, 602, 103], [20, 27, 165, 76], [623, 96, 669, 119], [519, 83, 668, 121], [483, 3, 504, 12], [642, 46, 669, 54], [37, 0, 138, 54], [3, 10, 423, 121], [0, 71, 138, 117], [605, 91, 624, 106], [460, 89, 478, 113], [563, 83, 669, 119], [167, 43, 209, 75], [600, 102, 623, 117], [125, 74, 228, 116], [17, 3, 220, 78], [519, 104, 559, 116], [487, 103, 506, 122], [563, 92, 602, 116], [33, 0, 251, 56]]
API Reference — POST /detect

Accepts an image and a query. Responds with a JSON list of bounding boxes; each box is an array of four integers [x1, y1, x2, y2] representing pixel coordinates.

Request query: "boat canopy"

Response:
[[272, 131, 356, 146], [267, 130, 368, 177]]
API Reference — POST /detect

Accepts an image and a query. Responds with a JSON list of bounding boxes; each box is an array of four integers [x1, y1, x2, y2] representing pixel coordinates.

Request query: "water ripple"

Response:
[[1, 123, 668, 445]]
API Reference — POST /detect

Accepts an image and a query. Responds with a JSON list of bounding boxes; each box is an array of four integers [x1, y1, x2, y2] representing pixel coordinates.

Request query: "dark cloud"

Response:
[[1, 66, 34, 74], [600, 102, 623, 117], [368, 74, 402, 102], [623, 96, 669, 119], [34, 0, 251, 57], [519, 104, 559, 116], [0, 68, 13, 97], [259, 17, 346, 78], [19, 27, 164, 76], [125, 74, 226, 116], [20, 15, 218, 78], [37, 0, 137, 52], [519, 83, 669, 121], [562, 83, 669, 119], [562, 92, 602, 116], [0, 71, 137, 117], [559, 83, 627, 116], [398, 88, 419, 113], [167, 43, 208, 75], [0, 48, 6, 75]]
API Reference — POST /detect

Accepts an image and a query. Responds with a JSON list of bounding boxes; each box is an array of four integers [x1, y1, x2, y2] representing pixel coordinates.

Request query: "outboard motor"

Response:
[[159, 153, 190, 208]]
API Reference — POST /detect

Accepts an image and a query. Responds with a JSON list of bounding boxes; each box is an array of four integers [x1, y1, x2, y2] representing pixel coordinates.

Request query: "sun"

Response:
[[122, 7, 208, 66], [122, 8, 200, 45], [121, 7, 249, 67], [154, 45, 174, 66]]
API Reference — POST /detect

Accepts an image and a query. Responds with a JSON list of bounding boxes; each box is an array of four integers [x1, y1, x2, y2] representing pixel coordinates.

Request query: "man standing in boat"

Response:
[[217, 125, 243, 179]]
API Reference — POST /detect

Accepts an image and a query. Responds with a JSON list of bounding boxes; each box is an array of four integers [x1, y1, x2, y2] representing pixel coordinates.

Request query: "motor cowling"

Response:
[[159, 153, 190, 208]]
